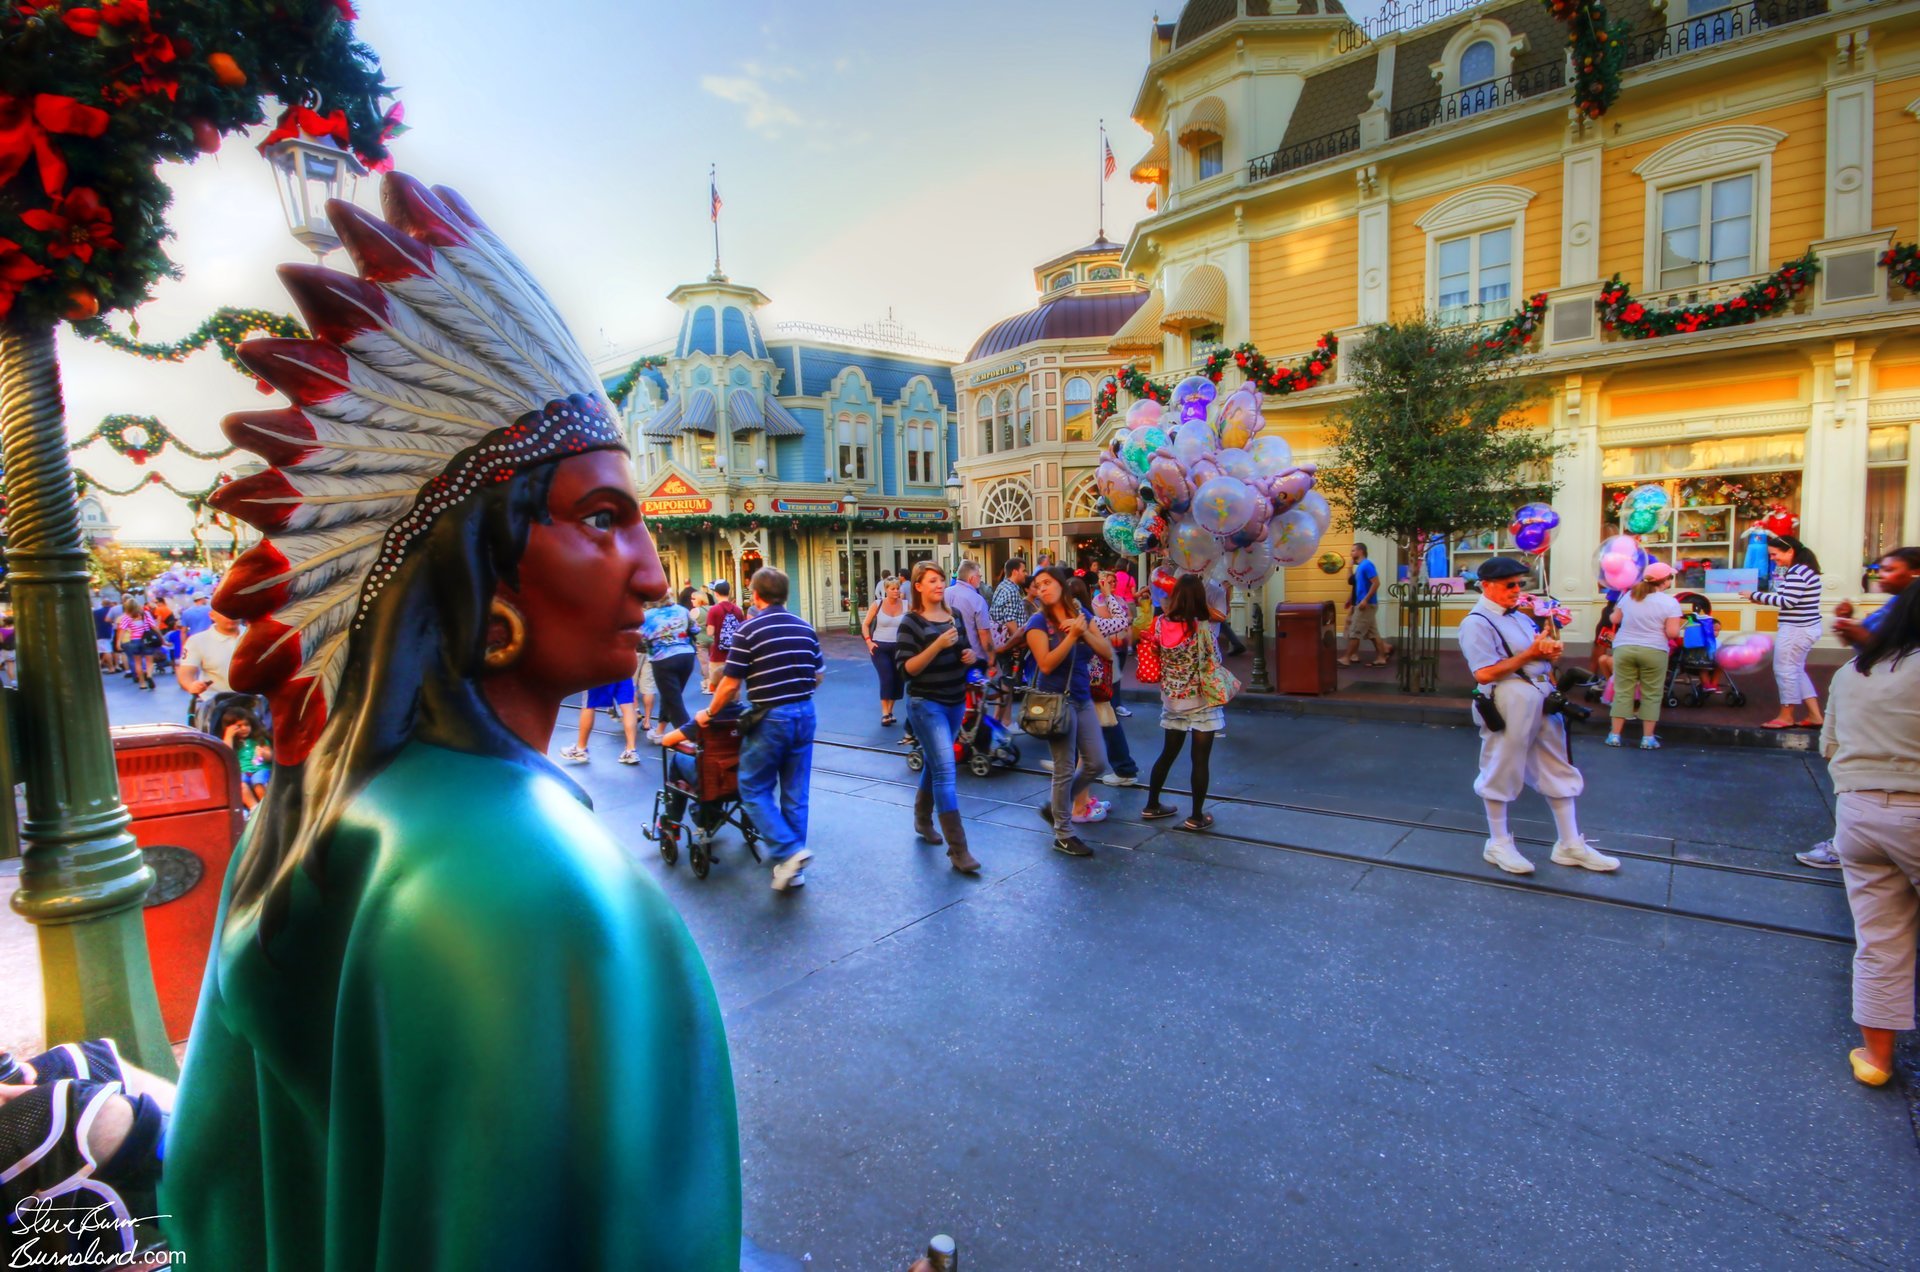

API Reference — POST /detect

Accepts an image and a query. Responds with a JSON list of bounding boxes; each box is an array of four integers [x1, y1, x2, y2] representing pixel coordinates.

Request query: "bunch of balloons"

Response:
[[1595, 533, 1653, 591], [1094, 375, 1331, 591], [1714, 633, 1774, 671], [1508, 502, 1560, 556]]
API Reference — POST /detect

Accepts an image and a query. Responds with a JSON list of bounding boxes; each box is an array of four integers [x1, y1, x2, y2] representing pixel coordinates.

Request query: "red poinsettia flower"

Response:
[[0, 237, 53, 319], [21, 187, 120, 263], [1620, 302, 1645, 324], [62, 7, 102, 36], [103, 0, 150, 27], [129, 29, 177, 75], [1308, 361, 1324, 375]]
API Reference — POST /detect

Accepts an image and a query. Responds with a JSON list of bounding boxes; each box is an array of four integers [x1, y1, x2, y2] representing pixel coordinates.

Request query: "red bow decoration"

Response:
[[258, 105, 351, 154], [0, 94, 112, 196], [0, 237, 54, 320]]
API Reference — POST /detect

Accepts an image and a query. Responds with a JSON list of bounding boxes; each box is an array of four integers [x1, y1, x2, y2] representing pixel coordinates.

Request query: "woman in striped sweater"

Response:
[[1749, 535, 1825, 729]]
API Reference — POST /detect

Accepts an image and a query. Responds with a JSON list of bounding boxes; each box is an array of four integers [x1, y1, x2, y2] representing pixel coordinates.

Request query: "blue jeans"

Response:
[[737, 700, 816, 862], [906, 696, 965, 816], [1101, 715, 1138, 778]]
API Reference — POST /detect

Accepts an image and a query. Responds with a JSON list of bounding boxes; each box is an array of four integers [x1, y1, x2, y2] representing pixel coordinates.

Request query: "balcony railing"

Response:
[[1248, 123, 1362, 184], [1620, 0, 1829, 70], [1389, 60, 1564, 138]]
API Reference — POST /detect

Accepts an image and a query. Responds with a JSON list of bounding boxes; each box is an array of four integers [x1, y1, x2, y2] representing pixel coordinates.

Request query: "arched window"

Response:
[[1017, 384, 1033, 447], [977, 392, 995, 455], [1062, 376, 1093, 442], [979, 479, 1035, 527], [837, 413, 872, 481], [904, 420, 935, 484], [998, 390, 1014, 452], [1065, 473, 1098, 520], [1458, 40, 1497, 116]]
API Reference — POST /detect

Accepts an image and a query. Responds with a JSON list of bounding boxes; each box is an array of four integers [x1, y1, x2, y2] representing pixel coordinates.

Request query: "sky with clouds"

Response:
[[66, 0, 1382, 539]]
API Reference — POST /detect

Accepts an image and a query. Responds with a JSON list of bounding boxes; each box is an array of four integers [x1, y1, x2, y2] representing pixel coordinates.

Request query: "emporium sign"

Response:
[[641, 473, 713, 516], [966, 360, 1026, 386]]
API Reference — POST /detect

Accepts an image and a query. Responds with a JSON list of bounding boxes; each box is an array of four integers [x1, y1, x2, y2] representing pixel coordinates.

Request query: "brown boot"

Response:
[[938, 810, 979, 874], [915, 788, 942, 843]]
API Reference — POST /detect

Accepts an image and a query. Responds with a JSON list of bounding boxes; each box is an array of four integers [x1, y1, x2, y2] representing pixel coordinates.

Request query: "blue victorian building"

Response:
[[608, 270, 959, 629]]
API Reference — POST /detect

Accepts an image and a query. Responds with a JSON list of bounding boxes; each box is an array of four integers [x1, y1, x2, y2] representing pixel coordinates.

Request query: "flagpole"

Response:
[[1098, 121, 1106, 239], [710, 163, 722, 276]]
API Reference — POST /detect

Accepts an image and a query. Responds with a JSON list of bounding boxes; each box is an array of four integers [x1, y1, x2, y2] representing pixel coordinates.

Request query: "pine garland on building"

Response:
[[606, 353, 671, 411], [1094, 333, 1340, 425], [71, 467, 222, 501], [1543, 0, 1630, 119], [72, 306, 307, 384], [1596, 252, 1819, 338], [68, 412, 236, 463], [1464, 293, 1549, 358], [1880, 242, 1920, 291], [646, 511, 910, 534]]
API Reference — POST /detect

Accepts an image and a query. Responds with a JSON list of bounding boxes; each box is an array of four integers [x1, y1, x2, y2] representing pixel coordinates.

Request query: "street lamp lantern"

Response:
[[945, 469, 963, 574], [843, 488, 861, 632], [265, 136, 365, 260]]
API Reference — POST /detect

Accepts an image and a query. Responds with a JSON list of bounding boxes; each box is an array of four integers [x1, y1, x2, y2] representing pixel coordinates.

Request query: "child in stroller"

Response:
[[1662, 592, 1749, 708], [642, 704, 763, 879], [905, 667, 1022, 778]]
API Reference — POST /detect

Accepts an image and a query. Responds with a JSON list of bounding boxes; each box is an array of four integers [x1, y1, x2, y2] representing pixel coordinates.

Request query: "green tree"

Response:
[[1319, 315, 1560, 580], [87, 539, 165, 594]]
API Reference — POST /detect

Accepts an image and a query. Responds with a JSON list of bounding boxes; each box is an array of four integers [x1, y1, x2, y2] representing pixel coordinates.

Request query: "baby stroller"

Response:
[[642, 716, 763, 879], [1663, 592, 1748, 709], [904, 669, 1023, 778]]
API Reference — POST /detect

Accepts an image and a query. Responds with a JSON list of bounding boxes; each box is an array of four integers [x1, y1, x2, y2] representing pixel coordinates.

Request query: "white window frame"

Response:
[[1196, 140, 1223, 181], [1633, 125, 1783, 294], [1062, 376, 1093, 442], [976, 391, 995, 456], [998, 390, 1014, 452], [1417, 184, 1535, 326], [1017, 384, 1033, 448], [836, 412, 871, 483], [1430, 20, 1525, 98]]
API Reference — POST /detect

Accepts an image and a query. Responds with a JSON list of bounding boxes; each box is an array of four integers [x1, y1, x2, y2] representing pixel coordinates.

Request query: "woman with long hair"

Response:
[[1750, 534, 1825, 728], [160, 174, 739, 1269], [643, 584, 701, 730], [1024, 565, 1114, 857], [1141, 574, 1230, 831], [114, 598, 159, 690], [893, 562, 981, 873], [1819, 585, 1920, 1086], [1605, 562, 1682, 749], [863, 575, 908, 727]]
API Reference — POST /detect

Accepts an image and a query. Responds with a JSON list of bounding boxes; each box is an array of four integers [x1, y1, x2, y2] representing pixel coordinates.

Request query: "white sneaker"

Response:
[[1551, 838, 1620, 872], [1038, 758, 1055, 772], [618, 749, 639, 765], [1099, 771, 1138, 787], [558, 746, 590, 764], [1483, 838, 1535, 875], [1114, 705, 1133, 717], [771, 849, 813, 891]]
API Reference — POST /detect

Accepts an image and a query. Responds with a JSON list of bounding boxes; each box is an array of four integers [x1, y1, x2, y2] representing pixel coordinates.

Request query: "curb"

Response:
[[1112, 685, 1819, 752]]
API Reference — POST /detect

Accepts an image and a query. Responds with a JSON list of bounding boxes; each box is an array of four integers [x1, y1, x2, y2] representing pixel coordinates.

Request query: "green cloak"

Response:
[[160, 740, 741, 1270]]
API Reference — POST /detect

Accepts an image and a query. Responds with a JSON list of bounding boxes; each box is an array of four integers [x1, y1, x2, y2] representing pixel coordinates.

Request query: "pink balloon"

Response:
[[1714, 633, 1774, 671]]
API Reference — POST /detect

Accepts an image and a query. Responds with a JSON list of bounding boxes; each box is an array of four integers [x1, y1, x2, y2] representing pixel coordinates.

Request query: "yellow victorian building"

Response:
[[1114, 0, 1919, 646]]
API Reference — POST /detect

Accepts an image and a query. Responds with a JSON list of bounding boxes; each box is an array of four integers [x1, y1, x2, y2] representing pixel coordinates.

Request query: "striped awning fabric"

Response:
[[727, 388, 765, 432], [1161, 263, 1227, 331], [1178, 96, 1226, 146], [639, 394, 684, 438], [760, 396, 807, 438], [680, 387, 716, 434], [1107, 290, 1166, 354], [1129, 133, 1169, 185]]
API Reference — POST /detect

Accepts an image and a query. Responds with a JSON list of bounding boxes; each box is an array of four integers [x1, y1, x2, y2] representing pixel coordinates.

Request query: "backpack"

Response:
[[716, 608, 744, 651]]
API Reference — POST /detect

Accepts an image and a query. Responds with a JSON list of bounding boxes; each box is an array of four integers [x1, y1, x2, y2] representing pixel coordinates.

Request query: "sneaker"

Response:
[[1071, 802, 1109, 824], [1639, 736, 1661, 750], [771, 850, 813, 891], [1483, 838, 1536, 875], [1099, 771, 1139, 787], [618, 749, 639, 765], [1114, 705, 1133, 717], [558, 746, 590, 764], [1603, 735, 1622, 748], [1796, 839, 1842, 869], [1052, 834, 1094, 857], [1038, 757, 1055, 772], [1550, 838, 1620, 872]]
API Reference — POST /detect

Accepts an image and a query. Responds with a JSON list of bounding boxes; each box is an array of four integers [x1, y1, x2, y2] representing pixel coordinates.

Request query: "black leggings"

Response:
[[1147, 728, 1214, 818], [651, 651, 698, 729]]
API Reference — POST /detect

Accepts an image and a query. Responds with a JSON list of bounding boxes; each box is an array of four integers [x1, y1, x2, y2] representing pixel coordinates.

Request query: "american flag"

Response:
[[710, 178, 722, 223], [1102, 135, 1116, 179]]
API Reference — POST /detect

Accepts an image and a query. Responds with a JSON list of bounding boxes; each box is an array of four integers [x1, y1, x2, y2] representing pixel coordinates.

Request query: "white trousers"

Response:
[[1471, 678, 1585, 803], [1772, 623, 1820, 706], [1836, 789, 1920, 1031]]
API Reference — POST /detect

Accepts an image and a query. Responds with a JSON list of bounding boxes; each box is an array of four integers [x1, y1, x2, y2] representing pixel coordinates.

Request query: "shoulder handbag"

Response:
[[1196, 628, 1242, 708], [1136, 617, 1163, 684], [1017, 619, 1071, 738]]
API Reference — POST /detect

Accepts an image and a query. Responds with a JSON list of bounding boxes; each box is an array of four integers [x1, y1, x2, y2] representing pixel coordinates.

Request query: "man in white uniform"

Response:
[[1458, 557, 1619, 876]]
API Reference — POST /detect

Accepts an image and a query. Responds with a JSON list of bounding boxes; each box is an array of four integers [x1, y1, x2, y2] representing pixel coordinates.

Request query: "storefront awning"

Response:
[[1178, 96, 1225, 147], [1107, 290, 1166, 354], [1129, 133, 1169, 185], [761, 396, 807, 438], [681, 387, 716, 434], [726, 389, 764, 432], [640, 387, 718, 438], [1161, 263, 1227, 331], [640, 394, 684, 439]]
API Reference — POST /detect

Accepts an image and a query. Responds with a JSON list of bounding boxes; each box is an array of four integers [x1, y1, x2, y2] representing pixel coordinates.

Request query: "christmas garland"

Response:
[[1596, 251, 1819, 339], [1543, 0, 1630, 119], [646, 512, 901, 534], [1880, 242, 1920, 292], [1464, 292, 1549, 359], [73, 306, 308, 385], [68, 413, 235, 463], [1095, 333, 1339, 424], [606, 353, 671, 411], [72, 467, 223, 501]]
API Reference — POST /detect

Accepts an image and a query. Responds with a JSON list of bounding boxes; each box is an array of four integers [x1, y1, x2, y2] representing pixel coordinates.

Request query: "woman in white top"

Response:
[[862, 576, 908, 727], [1749, 534, 1825, 729], [1606, 561, 1683, 750], [1818, 585, 1920, 1086]]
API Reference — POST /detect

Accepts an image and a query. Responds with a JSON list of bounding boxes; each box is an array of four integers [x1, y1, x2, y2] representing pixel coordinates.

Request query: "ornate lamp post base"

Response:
[[1247, 600, 1273, 693]]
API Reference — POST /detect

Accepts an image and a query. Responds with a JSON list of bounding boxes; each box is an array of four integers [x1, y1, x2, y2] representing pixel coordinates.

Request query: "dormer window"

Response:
[[1049, 272, 1074, 291], [1458, 40, 1497, 116]]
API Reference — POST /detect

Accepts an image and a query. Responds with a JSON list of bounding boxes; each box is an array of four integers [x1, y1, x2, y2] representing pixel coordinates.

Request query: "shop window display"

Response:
[[1601, 472, 1802, 589]]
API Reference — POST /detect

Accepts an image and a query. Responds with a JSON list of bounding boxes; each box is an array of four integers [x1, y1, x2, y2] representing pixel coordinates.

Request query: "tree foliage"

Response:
[[87, 538, 167, 594], [1318, 315, 1560, 578]]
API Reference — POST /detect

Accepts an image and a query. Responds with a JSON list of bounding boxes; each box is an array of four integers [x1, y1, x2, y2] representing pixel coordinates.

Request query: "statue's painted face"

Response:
[[496, 449, 664, 696]]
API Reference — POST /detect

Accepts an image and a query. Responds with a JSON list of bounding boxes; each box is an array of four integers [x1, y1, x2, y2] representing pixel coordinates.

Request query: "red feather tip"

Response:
[[381, 172, 472, 249], [237, 339, 351, 408], [205, 466, 305, 534], [222, 409, 319, 469], [213, 539, 294, 620], [275, 263, 392, 346], [327, 198, 432, 283]]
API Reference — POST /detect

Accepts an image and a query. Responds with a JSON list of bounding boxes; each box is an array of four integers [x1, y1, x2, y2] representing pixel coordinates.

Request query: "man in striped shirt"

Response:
[[697, 567, 824, 891]]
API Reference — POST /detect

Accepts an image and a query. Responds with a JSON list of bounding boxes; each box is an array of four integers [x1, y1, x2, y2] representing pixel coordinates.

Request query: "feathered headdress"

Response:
[[209, 173, 624, 764]]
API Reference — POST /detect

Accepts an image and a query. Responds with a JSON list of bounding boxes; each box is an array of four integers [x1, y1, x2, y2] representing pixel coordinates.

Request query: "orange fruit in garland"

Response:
[[207, 52, 246, 87], [62, 288, 100, 321]]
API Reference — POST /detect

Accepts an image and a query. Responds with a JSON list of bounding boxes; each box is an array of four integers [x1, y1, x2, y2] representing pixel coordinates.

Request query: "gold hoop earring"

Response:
[[484, 598, 527, 670]]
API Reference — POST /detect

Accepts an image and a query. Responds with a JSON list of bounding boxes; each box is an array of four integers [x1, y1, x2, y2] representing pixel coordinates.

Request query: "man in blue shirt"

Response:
[[179, 592, 214, 637], [697, 567, 824, 892], [1340, 544, 1393, 667]]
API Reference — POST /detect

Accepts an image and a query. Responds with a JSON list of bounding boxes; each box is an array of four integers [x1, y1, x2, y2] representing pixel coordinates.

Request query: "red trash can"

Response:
[[113, 724, 243, 1043], [1273, 602, 1338, 695]]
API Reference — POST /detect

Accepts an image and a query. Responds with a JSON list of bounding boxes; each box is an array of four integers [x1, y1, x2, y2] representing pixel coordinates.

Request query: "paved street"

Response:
[[5, 653, 1917, 1268]]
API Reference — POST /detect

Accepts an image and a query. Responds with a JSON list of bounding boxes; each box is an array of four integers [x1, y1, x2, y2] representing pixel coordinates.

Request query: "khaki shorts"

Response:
[[1345, 604, 1379, 641], [639, 658, 657, 695]]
